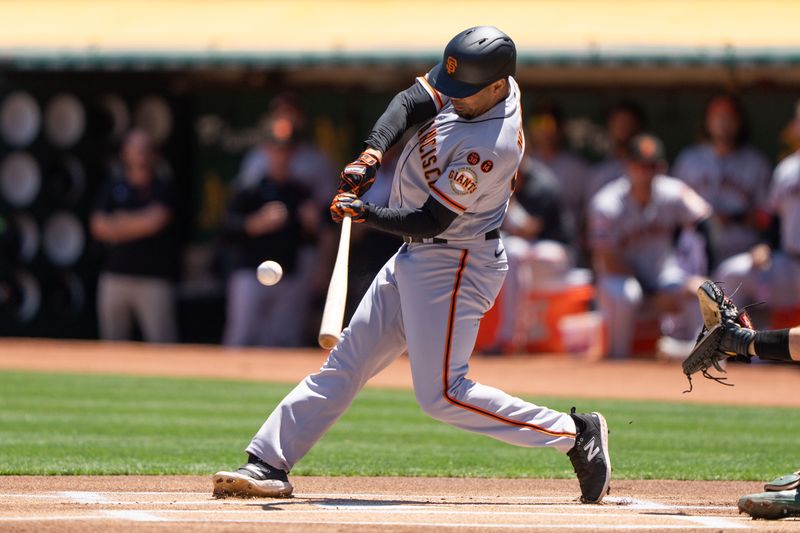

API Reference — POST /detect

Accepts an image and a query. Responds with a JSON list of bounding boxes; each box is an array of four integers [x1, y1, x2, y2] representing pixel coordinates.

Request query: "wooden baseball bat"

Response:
[[318, 215, 352, 349]]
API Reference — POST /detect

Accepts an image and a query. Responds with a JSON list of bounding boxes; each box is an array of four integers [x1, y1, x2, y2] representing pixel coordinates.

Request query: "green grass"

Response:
[[1, 370, 799, 480]]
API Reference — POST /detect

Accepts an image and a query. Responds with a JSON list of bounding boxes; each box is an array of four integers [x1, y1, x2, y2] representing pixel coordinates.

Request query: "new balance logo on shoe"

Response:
[[583, 437, 600, 461], [568, 410, 611, 503]]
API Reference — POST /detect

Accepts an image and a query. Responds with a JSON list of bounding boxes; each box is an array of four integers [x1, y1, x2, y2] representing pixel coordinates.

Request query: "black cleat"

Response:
[[567, 409, 611, 503], [212, 454, 293, 498]]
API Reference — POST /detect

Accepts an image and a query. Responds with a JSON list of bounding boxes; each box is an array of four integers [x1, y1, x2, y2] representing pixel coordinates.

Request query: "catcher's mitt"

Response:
[[682, 280, 754, 393]]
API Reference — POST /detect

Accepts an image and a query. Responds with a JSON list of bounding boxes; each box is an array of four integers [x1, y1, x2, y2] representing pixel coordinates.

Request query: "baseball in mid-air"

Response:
[[257, 260, 283, 286]]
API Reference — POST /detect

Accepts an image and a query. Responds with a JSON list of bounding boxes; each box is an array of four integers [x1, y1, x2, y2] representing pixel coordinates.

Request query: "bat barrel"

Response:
[[317, 215, 352, 349]]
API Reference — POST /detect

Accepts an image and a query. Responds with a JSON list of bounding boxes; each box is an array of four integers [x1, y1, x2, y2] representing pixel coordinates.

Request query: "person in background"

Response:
[[237, 94, 338, 342], [673, 92, 771, 263], [589, 134, 712, 358], [715, 100, 800, 311], [90, 129, 178, 343], [237, 93, 337, 207], [527, 101, 590, 248], [222, 129, 318, 347], [497, 157, 571, 349], [587, 101, 646, 200]]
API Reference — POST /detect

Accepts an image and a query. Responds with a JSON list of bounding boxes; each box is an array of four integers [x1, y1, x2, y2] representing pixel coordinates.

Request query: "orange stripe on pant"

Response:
[[441, 249, 576, 439]]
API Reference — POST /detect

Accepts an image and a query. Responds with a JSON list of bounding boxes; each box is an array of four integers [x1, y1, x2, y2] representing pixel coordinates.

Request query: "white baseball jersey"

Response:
[[713, 151, 800, 310], [672, 143, 771, 258], [388, 76, 524, 241], [769, 151, 800, 255], [589, 175, 712, 288], [588, 157, 626, 203]]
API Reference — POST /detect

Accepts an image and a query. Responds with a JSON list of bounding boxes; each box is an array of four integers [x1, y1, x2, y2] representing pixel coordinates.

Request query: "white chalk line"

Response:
[[0, 516, 748, 529], [57, 491, 110, 504], [0, 492, 749, 530], [37, 507, 706, 519], [101, 510, 166, 522], [629, 498, 746, 530], [1, 492, 737, 511]]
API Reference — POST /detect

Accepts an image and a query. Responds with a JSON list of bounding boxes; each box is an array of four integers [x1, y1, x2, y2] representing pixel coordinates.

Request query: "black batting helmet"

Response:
[[427, 26, 516, 99]]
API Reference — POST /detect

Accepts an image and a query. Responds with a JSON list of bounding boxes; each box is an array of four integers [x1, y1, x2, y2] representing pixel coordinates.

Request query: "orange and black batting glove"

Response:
[[330, 192, 366, 224], [338, 151, 380, 196]]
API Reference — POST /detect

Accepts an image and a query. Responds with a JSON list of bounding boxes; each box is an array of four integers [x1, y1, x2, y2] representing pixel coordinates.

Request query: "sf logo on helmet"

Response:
[[446, 56, 458, 74]]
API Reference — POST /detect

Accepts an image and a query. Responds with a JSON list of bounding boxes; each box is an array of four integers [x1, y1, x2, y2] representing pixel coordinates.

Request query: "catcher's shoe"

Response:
[[738, 471, 800, 519], [738, 489, 800, 520], [212, 454, 293, 498], [567, 409, 611, 503]]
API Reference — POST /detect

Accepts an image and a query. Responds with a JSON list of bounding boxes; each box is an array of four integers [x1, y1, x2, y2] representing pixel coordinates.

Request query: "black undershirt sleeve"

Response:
[[364, 82, 438, 154], [362, 195, 457, 238]]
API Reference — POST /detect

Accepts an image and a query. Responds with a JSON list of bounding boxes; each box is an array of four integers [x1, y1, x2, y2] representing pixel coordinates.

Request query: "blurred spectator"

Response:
[[497, 157, 571, 348], [90, 129, 178, 343], [221, 134, 319, 347], [587, 101, 646, 199], [527, 101, 590, 245], [237, 94, 337, 207], [715, 100, 800, 310], [589, 134, 711, 358], [235, 94, 338, 343], [673, 92, 771, 262]]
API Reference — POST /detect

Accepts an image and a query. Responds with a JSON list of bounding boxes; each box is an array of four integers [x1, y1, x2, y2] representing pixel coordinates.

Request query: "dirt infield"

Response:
[[1, 475, 797, 531], [1, 338, 800, 407], [3, 338, 800, 530]]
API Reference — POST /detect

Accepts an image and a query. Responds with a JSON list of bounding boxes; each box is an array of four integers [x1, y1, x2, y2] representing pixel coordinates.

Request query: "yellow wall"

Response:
[[1, 0, 799, 53]]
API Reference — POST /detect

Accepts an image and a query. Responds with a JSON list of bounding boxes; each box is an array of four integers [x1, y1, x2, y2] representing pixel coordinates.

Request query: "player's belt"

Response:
[[403, 228, 500, 245]]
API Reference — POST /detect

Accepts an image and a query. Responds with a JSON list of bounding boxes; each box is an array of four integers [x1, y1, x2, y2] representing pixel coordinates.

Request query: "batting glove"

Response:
[[330, 192, 366, 223], [339, 151, 380, 196]]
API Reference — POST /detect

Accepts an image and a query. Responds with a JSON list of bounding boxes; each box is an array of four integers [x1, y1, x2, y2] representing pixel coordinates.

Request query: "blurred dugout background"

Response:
[[1, 0, 800, 344]]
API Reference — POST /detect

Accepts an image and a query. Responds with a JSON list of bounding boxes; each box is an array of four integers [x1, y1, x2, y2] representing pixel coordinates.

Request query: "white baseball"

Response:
[[257, 260, 283, 286]]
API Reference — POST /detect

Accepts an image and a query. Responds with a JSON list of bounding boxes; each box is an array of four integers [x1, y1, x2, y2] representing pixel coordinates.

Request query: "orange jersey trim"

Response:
[[430, 184, 466, 212], [417, 76, 444, 111], [441, 250, 576, 439]]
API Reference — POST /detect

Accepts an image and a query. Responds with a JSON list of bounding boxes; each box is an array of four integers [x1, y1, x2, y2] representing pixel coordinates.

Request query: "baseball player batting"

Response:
[[212, 26, 611, 504]]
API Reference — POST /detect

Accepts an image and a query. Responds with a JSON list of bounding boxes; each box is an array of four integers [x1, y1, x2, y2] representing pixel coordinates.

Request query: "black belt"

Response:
[[403, 228, 500, 244]]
